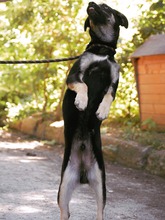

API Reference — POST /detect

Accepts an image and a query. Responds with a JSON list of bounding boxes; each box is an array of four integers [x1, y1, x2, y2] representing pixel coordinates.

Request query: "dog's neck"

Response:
[[85, 43, 116, 58]]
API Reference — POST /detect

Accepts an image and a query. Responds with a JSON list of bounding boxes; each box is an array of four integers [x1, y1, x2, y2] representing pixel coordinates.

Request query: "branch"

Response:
[[0, 0, 12, 3]]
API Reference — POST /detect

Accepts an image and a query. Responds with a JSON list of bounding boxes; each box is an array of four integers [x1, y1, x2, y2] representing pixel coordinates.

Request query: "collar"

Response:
[[85, 43, 116, 57]]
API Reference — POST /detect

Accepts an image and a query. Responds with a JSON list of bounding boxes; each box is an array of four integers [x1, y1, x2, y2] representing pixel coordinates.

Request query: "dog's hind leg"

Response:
[[58, 163, 79, 220], [88, 162, 106, 220]]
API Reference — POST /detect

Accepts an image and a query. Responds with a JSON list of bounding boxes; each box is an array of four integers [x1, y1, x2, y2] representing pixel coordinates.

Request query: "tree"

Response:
[[110, 0, 165, 123], [0, 0, 164, 125], [0, 0, 86, 123], [132, 0, 165, 48]]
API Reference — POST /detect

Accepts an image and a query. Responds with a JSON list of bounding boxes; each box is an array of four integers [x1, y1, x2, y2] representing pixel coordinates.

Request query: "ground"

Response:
[[0, 130, 165, 220]]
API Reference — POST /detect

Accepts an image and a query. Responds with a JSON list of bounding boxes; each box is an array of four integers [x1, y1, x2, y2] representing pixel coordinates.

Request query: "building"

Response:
[[131, 34, 165, 130]]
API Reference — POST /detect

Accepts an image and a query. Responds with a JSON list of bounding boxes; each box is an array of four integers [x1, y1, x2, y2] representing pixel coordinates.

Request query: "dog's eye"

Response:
[[102, 4, 109, 10], [107, 14, 115, 23], [103, 5, 109, 10]]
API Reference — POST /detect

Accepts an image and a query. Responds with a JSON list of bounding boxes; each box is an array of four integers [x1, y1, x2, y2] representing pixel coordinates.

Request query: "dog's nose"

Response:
[[89, 2, 96, 7]]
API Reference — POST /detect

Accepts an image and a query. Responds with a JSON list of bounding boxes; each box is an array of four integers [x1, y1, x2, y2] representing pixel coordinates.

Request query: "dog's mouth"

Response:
[[88, 6, 94, 13], [87, 2, 107, 24], [87, 2, 99, 16]]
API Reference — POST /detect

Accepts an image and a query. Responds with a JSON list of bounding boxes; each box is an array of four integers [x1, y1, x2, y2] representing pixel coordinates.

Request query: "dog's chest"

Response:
[[80, 52, 108, 74]]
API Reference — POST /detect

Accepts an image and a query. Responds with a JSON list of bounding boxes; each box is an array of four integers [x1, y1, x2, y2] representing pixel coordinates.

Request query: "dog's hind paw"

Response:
[[74, 92, 88, 111]]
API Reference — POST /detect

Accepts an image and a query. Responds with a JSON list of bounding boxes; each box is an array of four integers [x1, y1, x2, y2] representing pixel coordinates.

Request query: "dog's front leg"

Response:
[[96, 61, 120, 120], [68, 82, 88, 111], [96, 90, 114, 121]]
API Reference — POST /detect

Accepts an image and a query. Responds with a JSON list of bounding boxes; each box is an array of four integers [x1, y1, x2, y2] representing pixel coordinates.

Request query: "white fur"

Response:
[[96, 92, 113, 120], [80, 52, 108, 73], [59, 136, 104, 220], [74, 82, 88, 110], [89, 15, 116, 43], [78, 53, 108, 110], [108, 60, 120, 84], [96, 61, 120, 120], [88, 162, 104, 220], [73, 53, 119, 113], [59, 162, 79, 220], [75, 91, 88, 110]]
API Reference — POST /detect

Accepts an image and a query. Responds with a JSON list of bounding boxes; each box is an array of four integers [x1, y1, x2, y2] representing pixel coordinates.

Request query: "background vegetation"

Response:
[[0, 0, 164, 128]]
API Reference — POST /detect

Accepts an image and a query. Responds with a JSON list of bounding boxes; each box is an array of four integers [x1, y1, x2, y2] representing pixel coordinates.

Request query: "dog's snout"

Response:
[[89, 2, 96, 7], [88, 2, 96, 13]]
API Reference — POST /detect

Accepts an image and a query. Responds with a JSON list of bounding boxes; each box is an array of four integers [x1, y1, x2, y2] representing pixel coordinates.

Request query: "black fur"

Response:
[[58, 2, 128, 219]]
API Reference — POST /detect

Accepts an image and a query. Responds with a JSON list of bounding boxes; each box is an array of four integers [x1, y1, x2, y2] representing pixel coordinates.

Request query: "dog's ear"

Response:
[[115, 10, 128, 28], [84, 17, 90, 31]]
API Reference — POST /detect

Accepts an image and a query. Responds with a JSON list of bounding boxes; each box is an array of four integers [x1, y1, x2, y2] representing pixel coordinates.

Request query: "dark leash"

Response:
[[0, 55, 80, 64], [0, 44, 115, 65]]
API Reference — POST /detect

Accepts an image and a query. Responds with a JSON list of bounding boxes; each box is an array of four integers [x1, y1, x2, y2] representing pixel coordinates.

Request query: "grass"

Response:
[[103, 117, 165, 150]]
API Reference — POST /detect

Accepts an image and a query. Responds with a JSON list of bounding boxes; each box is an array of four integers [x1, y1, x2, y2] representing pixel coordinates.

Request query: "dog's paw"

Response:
[[74, 92, 88, 111], [96, 93, 113, 120], [96, 102, 109, 120]]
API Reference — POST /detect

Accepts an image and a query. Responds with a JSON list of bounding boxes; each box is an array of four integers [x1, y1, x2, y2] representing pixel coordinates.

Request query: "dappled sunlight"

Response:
[[0, 190, 58, 218], [50, 120, 64, 128], [1, 154, 49, 164], [0, 203, 57, 219], [23, 194, 46, 202], [14, 205, 41, 214], [0, 130, 59, 219], [70, 197, 86, 205], [0, 140, 43, 150], [70, 185, 96, 206], [19, 157, 45, 163], [0, 177, 58, 216]]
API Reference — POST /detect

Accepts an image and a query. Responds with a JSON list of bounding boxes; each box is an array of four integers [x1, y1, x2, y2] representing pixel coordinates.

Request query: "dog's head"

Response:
[[84, 2, 128, 47]]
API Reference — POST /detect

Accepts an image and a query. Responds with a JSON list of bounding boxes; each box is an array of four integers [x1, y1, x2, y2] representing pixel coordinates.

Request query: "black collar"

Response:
[[85, 43, 116, 58]]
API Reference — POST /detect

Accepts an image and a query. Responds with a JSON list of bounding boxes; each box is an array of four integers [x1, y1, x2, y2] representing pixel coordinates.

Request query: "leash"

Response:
[[0, 55, 80, 64], [0, 44, 115, 65]]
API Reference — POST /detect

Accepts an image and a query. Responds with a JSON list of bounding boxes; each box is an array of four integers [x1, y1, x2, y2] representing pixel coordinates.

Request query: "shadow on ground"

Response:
[[0, 130, 165, 220]]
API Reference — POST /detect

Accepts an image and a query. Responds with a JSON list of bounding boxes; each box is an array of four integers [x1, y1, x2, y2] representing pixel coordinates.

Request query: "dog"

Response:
[[58, 2, 128, 220]]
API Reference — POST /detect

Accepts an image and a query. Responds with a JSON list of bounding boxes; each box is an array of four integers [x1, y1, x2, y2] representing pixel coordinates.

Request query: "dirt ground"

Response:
[[0, 130, 165, 220]]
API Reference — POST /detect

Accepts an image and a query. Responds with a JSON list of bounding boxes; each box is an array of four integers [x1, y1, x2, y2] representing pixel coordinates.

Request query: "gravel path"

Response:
[[0, 130, 165, 220]]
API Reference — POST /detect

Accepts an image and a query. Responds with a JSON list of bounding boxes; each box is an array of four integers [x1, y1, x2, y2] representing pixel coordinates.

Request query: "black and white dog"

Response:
[[58, 2, 128, 220]]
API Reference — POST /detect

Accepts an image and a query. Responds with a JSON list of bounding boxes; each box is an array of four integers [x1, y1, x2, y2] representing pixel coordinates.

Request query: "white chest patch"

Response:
[[80, 52, 108, 73]]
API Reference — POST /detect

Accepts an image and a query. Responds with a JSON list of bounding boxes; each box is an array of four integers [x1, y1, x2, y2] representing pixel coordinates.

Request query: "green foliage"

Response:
[[132, 0, 165, 48], [0, 0, 86, 124], [0, 0, 164, 126], [110, 59, 139, 121], [122, 122, 164, 150], [141, 118, 157, 131], [110, 0, 165, 124]]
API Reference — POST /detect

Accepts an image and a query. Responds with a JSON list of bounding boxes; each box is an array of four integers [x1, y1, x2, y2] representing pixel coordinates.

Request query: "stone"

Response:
[[35, 121, 46, 139], [21, 116, 38, 135], [103, 145, 118, 162], [116, 142, 152, 169], [146, 150, 165, 177], [44, 121, 64, 144]]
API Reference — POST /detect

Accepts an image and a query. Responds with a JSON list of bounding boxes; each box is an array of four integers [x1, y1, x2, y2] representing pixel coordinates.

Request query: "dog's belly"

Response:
[[69, 134, 95, 184]]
